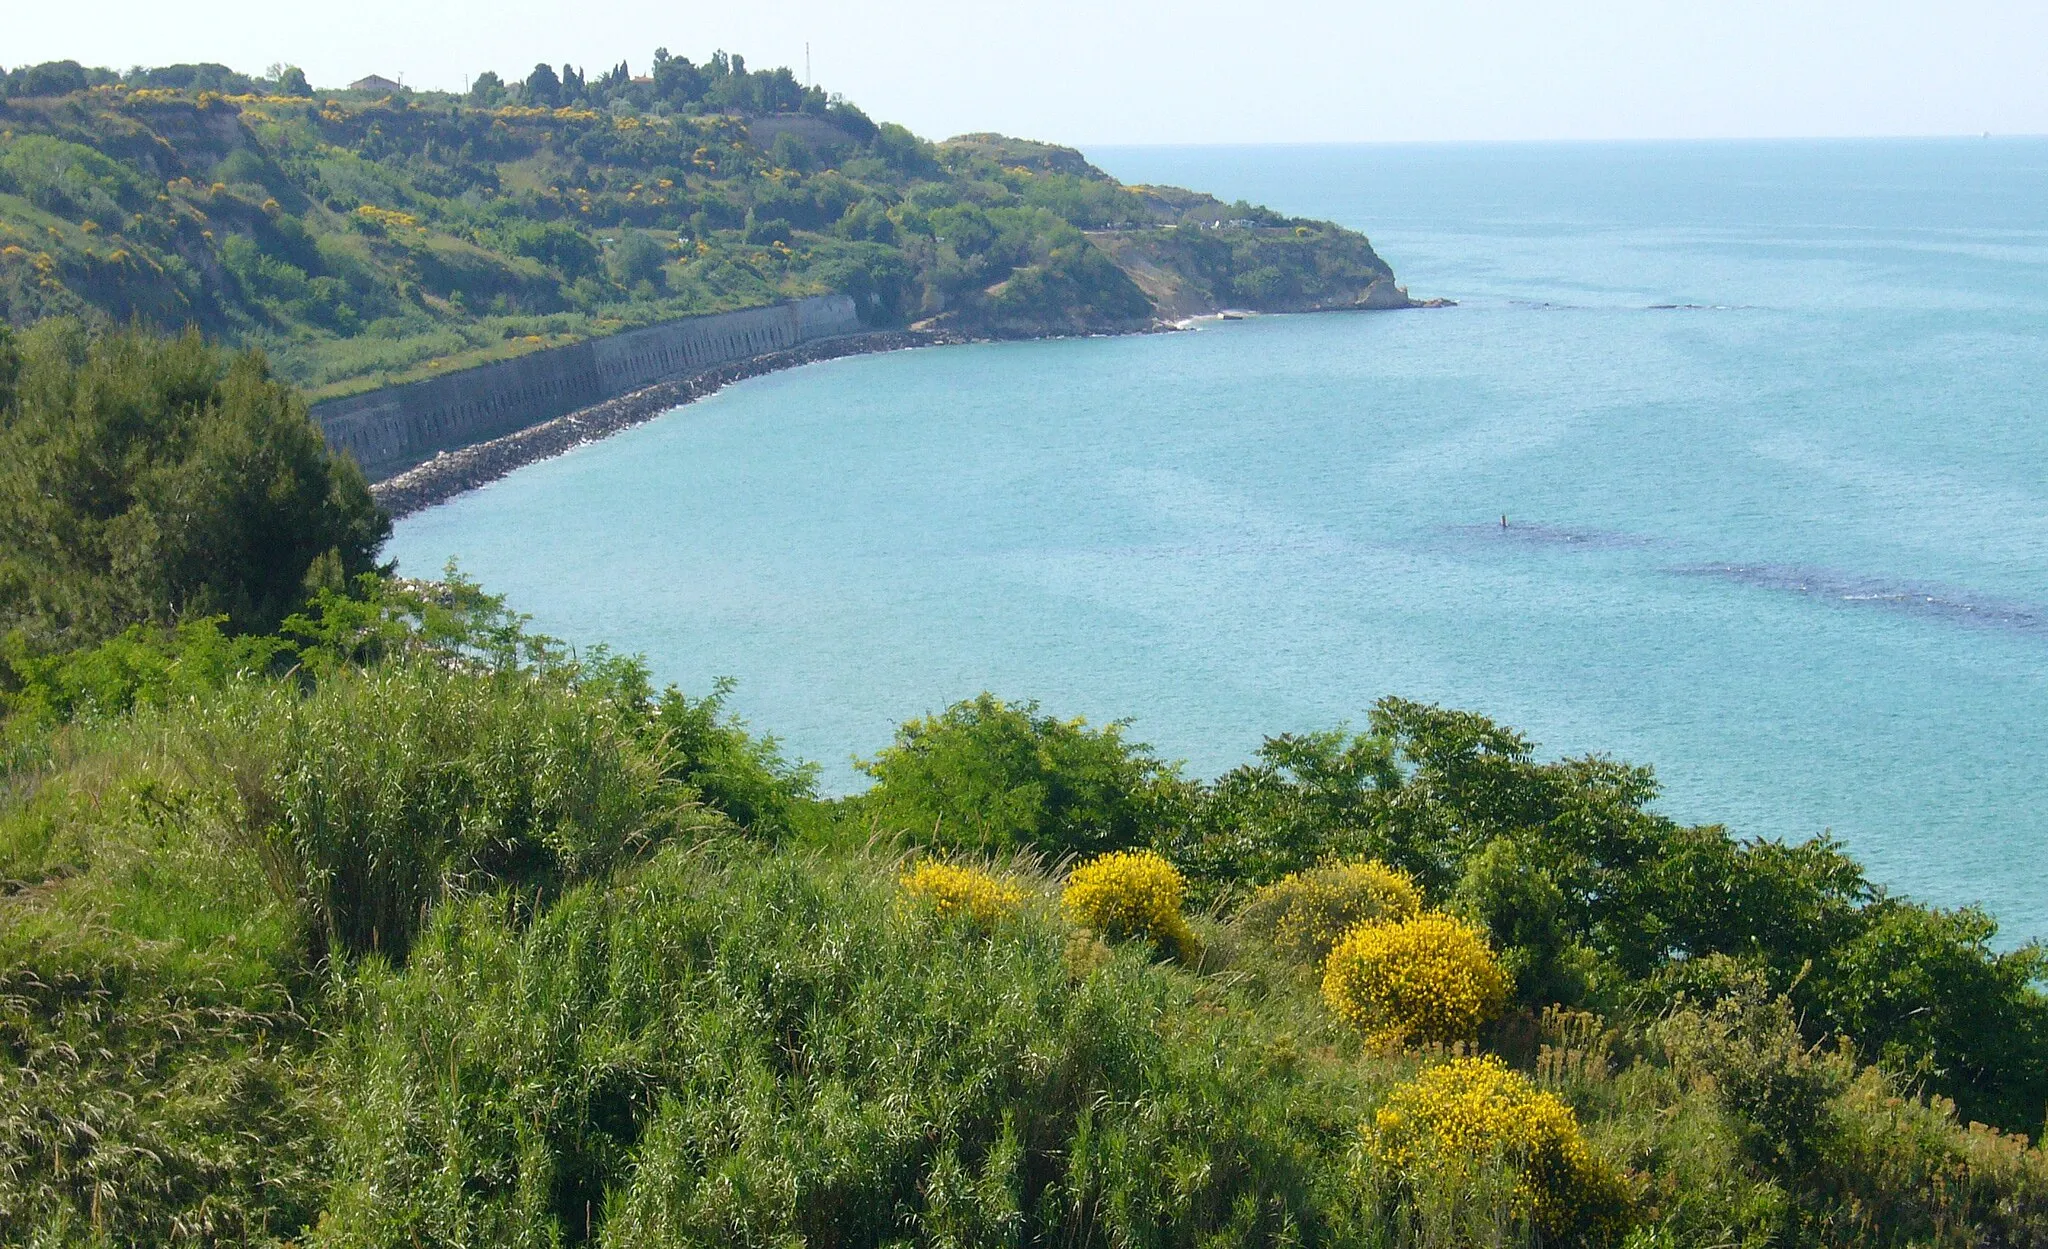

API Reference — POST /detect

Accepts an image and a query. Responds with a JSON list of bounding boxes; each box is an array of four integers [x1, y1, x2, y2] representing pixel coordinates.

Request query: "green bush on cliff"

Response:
[[856, 692, 1185, 858], [0, 321, 387, 653]]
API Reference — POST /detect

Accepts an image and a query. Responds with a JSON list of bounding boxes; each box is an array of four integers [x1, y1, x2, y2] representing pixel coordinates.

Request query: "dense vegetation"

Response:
[[0, 321, 386, 653], [5, 322, 2048, 1246], [0, 53, 1403, 404]]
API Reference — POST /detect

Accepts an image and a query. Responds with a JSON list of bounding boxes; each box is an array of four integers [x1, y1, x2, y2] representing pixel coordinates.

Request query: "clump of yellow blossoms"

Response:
[[1062, 850, 1198, 960], [900, 861, 1024, 930], [352, 204, 420, 232], [1240, 859, 1422, 966], [1322, 912, 1507, 1047], [1370, 1057, 1631, 1241]]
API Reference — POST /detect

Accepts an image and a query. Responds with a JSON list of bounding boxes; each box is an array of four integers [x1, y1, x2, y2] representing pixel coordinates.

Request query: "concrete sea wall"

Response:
[[312, 294, 863, 481]]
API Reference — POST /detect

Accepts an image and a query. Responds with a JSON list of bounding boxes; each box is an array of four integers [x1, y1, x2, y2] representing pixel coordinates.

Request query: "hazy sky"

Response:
[[8, 0, 2045, 145]]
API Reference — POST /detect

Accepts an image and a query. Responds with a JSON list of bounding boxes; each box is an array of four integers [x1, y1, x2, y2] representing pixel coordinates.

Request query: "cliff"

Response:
[[0, 64, 1423, 391], [312, 294, 861, 480]]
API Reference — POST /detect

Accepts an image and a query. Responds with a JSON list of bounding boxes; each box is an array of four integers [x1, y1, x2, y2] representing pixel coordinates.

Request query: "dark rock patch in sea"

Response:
[[1673, 563, 2048, 636]]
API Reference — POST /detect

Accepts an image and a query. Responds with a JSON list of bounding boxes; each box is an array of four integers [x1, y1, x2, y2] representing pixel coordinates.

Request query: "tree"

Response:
[[0, 323, 389, 653], [650, 49, 705, 106], [859, 693, 1187, 858], [607, 232, 668, 288], [5, 60, 89, 99], [467, 70, 504, 106], [277, 65, 312, 97], [523, 63, 561, 107]]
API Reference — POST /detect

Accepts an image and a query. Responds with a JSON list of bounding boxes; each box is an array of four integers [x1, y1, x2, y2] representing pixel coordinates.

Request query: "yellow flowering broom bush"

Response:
[[1322, 912, 1507, 1047], [899, 861, 1025, 930], [1062, 849, 1198, 960], [1369, 1056, 1631, 1242], [1240, 859, 1422, 966]]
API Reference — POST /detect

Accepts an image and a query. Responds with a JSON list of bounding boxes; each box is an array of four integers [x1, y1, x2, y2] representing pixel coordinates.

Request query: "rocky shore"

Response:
[[370, 329, 958, 518], [369, 296, 1452, 519]]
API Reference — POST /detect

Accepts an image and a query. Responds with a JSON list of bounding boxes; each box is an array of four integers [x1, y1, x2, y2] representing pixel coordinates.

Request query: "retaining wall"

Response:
[[312, 294, 863, 480]]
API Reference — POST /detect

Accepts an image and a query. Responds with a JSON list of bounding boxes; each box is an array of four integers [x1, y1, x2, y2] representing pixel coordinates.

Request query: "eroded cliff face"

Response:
[[904, 136, 1424, 337], [910, 223, 1416, 338], [1089, 226, 1414, 319]]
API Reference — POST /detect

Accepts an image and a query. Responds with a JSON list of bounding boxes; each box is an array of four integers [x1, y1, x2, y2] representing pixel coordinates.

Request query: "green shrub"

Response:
[[1240, 857, 1421, 967], [857, 692, 1184, 858], [1452, 837, 1597, 1008], [0, 322, 388, 653], [0, 615, 289, 726], [212, 657, 710, 962], [605, 231, 669, 288], [641, 675, 815, 835]]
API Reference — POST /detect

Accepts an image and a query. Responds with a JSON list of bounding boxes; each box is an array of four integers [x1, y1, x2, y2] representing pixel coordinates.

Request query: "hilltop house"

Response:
[[348, 74, 402, 92]]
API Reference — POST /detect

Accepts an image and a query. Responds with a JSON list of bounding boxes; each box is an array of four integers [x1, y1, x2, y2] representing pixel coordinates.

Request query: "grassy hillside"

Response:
[[0, 54, 1407, 401]]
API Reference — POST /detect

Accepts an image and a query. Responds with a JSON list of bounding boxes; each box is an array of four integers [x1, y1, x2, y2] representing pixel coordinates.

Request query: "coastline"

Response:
[[370, 297, 1452, 520], [370, 328, 955, 518]]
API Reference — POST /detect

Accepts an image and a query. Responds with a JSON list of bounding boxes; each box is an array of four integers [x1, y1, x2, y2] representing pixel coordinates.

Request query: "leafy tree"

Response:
[[606, 231, 668, 288], [1161, 727, 1397, 894], [858, 692, 1185, 858], [770, 131, 816, 173], [277, 65, 312, 97], [649, 48, 706, 106], [466, 69, 503, 105], [2, 60, 89, 99], [0, 322, 388, 653], [523, 62, 561, 107]]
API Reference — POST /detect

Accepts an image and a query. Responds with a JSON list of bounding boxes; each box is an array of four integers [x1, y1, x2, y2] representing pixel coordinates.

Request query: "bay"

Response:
[[391, 138, 2048, 940]]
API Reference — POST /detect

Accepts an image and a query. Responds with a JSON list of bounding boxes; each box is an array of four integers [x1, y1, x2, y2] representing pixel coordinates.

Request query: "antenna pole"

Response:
[[806, 43, 811, 89]]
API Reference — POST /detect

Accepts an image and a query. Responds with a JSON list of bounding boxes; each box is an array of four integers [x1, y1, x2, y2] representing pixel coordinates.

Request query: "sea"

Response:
[[390, 138, 2048, 942]]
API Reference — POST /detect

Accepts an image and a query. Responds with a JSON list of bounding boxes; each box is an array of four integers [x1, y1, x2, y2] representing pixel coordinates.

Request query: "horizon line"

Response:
[[1068, 132, 2047, 150]]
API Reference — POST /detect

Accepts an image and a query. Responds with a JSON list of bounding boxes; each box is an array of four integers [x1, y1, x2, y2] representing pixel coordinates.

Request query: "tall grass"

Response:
[[202, 658, 706, 963], [316, 844, 1395, 1248], [0, 652, 714, 1243]]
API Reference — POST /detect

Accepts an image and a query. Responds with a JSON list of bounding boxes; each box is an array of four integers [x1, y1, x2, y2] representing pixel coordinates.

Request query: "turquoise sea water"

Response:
[[391, 139, 2048, 940]]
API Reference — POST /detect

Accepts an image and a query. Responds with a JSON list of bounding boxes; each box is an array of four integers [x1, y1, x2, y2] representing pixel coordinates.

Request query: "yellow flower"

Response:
[[353, 204, 420, 231], [1369, 1057, 1631, 1241], [900, 861, 1023, 930], [1322, 912, 1506, 1047], [1240, 859, 1420, 966], [1062, 850, 1198, 960]]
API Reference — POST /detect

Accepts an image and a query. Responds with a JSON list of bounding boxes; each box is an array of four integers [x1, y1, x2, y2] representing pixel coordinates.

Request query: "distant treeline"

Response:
[[1, 52, 868, 127]]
